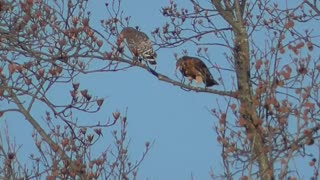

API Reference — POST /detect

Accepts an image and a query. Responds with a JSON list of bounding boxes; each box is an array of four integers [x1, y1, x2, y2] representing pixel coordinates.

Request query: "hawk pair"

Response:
[[119, 27, 218, 87]]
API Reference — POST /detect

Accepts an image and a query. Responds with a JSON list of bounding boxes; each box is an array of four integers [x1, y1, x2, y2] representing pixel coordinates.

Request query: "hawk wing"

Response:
[[176, 56, 218, 87], [193, 58, 218, 87]]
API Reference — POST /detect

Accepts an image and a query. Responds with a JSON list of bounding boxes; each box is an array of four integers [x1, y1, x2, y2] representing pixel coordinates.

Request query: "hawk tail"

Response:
[[148, 59, 157, 65], [203, 70, 218, 87], [143, 51, 157, 65], [205, 77, 219, 87]]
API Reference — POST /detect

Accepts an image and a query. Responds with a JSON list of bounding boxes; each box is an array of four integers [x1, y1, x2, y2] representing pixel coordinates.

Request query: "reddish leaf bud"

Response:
[[56, 66, 63, 74], [24, 62, 32, 69], [68, 0, 73, 8], [285, 20, 294, 29], [197, 47, 201, 54], [80, 128, 87, 135], [62, 138, 69, 147], [38, 69, 45, 77], [97, 40, 103, 48], [52, 144, 59, 152], [105, 52, 112, 59], [296, 42, 304, 49], [87, 135, 94, 142], [309, 159, 316, 166], [255, 59, 263, 70], [73, 83, 80, 90], [306, 138, 314, 146], [82, 18, 89, 27], [85, 94, 92, 101], [0, 89, 4, 97], [96, 159, 104, 166], [113, 111, 120, 120], [72, 16, 79, 26], [70, 90, 77, 98], [8, 63, 16, 74], [25, 78, 32, 85], [49, 68, 55, 76], [230, 104, 237, 111], [8, 152, 15, 159], [145, 141, 150, 148], [94, 128, 102, 136], [81, 89, 88, 96], [58, 39, 67, 47], [31, 23, 37, 32], [307, 41, 313, 51], [49, 47, 54, 54], [96, 99, 104, 106], [45, 6, 50, 14], [16, 65, 23, 73], [27, 0, 33, 5]]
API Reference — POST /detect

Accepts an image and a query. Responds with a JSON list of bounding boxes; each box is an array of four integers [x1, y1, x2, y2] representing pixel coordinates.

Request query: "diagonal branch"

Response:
[[0, 74, 80, 175], [211, 0, 240, 32], [305, 0, 320, 16], [87, 55, 237, 98], [8, 89, 70, 162]]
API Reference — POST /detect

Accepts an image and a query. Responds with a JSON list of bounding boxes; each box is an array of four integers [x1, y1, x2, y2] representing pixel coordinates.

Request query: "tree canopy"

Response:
[[0, 0, 320, 179]]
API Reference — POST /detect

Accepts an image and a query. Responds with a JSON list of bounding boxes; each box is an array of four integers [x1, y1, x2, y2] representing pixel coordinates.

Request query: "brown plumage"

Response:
[[119, 27, 157, 65], [176, 56, 218, 87]]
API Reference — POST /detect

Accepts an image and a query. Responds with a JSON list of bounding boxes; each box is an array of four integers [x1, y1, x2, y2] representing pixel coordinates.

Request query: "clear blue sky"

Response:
[[83, 1, 227, 179], [1, 0, 319, 179]]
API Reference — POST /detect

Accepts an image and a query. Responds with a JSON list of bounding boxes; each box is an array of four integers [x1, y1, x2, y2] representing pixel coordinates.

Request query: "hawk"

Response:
[[119, 27, 157, 65], [176, 56, 218, 87]]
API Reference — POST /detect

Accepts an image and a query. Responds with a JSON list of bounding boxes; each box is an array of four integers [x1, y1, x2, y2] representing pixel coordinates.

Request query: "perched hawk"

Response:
[[176, 56, 218, 87], [119, 27, 157, 65]]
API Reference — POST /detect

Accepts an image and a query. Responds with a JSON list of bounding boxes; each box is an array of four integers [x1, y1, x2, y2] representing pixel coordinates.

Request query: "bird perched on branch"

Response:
[[176, 56, 218, 87], [119, 27, 157, 65]]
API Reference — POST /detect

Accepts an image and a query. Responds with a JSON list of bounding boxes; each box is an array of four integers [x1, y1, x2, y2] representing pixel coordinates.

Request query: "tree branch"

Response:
[[88, 55, 237, 98], [211, 0, 240, 32]]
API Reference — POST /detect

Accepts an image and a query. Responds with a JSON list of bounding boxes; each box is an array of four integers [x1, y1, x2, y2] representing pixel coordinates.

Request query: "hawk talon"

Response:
[[132, 57, 140, 65]]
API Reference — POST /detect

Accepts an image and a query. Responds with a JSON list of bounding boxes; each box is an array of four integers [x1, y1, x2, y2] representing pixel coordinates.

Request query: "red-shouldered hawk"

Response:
[[119, 27, 157, 65], [176, 56, 218, 87]]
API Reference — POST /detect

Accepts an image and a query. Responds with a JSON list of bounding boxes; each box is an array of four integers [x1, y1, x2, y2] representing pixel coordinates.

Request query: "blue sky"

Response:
[[0, 1, 224, 179], [83, 0, 320, 178], [1, 0, 319, 179], [84, 1, 226, 179]]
